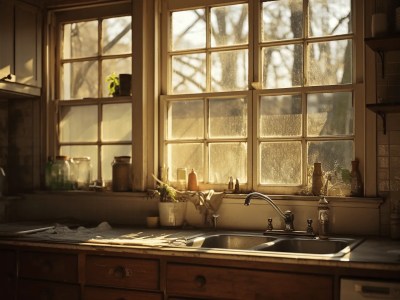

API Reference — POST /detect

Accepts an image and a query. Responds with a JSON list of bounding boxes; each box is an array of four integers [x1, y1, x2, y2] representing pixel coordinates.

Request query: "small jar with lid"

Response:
[[72, 157, 92, 190], [52, 155, 71, 190], [112, 156, 132, 192]]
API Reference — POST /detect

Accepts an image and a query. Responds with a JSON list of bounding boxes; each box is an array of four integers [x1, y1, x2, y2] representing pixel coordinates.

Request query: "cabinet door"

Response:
[[0, 250, 16, 300], [0, 0, 14, 78], [167, 263, 333, 300], [18, 279, 80, 300], [84, 286, 163, 300]]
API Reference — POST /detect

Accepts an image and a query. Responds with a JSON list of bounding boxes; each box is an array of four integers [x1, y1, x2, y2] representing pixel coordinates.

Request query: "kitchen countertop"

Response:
[[0, 222, 399, 272]]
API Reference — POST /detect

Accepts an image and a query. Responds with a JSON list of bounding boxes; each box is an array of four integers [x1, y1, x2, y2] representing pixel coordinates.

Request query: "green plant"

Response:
[[105, 72, 120, 96], [152, 174, 178, 202]]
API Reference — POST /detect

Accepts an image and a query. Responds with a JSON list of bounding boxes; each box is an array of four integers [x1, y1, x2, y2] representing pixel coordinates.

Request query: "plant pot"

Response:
[[158, 201, 187, 227]]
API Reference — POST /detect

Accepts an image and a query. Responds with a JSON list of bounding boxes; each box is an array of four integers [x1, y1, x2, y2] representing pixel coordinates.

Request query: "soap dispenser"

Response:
[[318, 197, 329, 239]]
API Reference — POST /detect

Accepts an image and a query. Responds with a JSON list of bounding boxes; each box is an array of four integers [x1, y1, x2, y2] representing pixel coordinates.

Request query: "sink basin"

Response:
[[187, 234, 277, 250]]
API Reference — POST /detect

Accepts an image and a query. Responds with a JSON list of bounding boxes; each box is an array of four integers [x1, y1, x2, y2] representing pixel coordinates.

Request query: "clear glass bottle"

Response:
[[52, 155, 71, 190], [318, 197, 329, 239], [312, 162, 323, 196], [350, 159, 363, 197], [112, 156, 131, 192], [72, 157, 92, 190]]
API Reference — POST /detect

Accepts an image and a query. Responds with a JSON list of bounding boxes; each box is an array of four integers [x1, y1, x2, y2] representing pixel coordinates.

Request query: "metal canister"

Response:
[[112, 156, 131, 192]]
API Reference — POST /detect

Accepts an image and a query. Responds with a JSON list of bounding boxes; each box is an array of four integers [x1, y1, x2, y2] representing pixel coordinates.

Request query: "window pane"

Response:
[[102, 16, 132, 55], [102, 145, 132, 181], [260, 95, 302, 137], [172, 53, 206, 94], [307, 39, 352, 86], [211, 4, 248, 47], [211, 50, 248, 92], [102, 103, 132, 142], [171, 9, 206, 51], [60, 106, 98, 142], [262, 0, 303, 41], [60, 145, 98, 182], [63, 21, 98, 59], [260, 142, 301, 185], [167, 100, 204, 139], [262, 44, 303, 89], [102, 58, 132, 97], [307, 92, 353, 136], [62, 61, 98, 99], [309, 0, 351, 37], [209, 143, 247, 184], [308, 140, 353, 176], [209, 98, 247, 138], [167, 143, 204, 182]]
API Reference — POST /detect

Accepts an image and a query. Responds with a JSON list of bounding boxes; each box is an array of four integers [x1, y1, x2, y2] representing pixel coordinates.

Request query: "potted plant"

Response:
[[105, 72, 120, 96], [152, 175, 187, 227]]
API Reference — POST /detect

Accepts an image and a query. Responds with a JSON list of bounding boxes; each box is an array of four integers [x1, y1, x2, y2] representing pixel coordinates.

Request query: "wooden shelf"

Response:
[[366, 103, 400, 134], [365, 35, 400, 52]]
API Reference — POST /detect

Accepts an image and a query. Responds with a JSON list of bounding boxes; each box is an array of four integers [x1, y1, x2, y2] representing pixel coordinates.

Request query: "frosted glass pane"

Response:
[[167, 143, 204, 182], [307, 40, 352, 86], [308, 140, 353, 175], [262, 44, 303, 89], [172, 53, 206, 94], [60, 145, 98, 182], [209, 143, 247, 183], [211, 4, 248, 47], [307, 92, 353, 136], [102, 103, 132, 141], [209, 98, 247, 138], [309, 0, 351, 37], [102, 145, 132, 181], [260, 95, 302, 137], [260, 142, 301, 185], [63, 21, 98, 59], [171, 9, 206, 51], [211, 50, 248, 92], [262, 0, 303, 41], [62, 61, 98, 99], [167, 100, 204, 139], [102, 16, 132, 55], [102, 58, 132, 97], [60, 106, 98, 142]]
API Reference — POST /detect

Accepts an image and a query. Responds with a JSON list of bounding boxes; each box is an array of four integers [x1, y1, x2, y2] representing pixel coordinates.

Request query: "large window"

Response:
[[161, 0, 361, 194]]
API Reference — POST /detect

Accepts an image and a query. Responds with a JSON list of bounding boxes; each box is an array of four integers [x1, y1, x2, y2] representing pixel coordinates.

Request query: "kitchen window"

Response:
[[161, 0, 364, 194]]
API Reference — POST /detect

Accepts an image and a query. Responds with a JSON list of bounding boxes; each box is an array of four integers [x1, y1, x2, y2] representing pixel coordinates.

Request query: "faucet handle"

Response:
[[212, 214, 219, 229], [267, 218, 273, 231]]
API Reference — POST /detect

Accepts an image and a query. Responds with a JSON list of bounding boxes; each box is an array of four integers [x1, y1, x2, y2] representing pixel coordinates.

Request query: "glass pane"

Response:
[[102, 16, 132, 55], [307, 39, 352, 86], [167, 143, 204, 182], [211, 50, 248, 92], [171, 9, 206, 51], [60, 106, 98, 142], [260, 95, 302, 137], [167, 100, 204, 139], [102, 103, 132, 142], [62, 61, 98, 99], [209, 97, 247, 138], [102, 58, 132, 97], [211, 3, 248, 47], [308, 140, 353, 178], [260, 142, 301, 185], [307, 92, 353, 136], [60, 145, 98, 182], [309, 0, 351, 37], [63, 21, 98, 59], [102, 145, 132, 181], [262, 44, 303, 89], [262, 0, 303, 41], [209, 143, 247, 183], [172, 53, 206, 94]]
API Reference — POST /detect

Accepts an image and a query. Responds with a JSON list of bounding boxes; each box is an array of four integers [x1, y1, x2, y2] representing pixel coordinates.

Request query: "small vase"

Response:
[[350, 160, 363, 197], [312, 162, 323, 196], [158, 202, 187, 227]]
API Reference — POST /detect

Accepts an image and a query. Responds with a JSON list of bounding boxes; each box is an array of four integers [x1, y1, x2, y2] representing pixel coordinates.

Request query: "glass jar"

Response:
[[112, 156, 131, 192], [52, 155, 71, 190], [71, 157, 92, 190], [350, 159, 363, 197], [312, 162, 323, 196]]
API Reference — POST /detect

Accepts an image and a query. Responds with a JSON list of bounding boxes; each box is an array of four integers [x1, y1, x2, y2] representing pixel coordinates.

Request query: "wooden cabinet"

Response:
[[0, 250, 17, 300], [166, 263, 333, 300], [84, 286, 163, 300], [18, 279, 80, 300]]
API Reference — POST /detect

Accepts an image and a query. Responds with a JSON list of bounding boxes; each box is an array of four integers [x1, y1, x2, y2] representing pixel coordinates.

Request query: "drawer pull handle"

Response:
[[195, 275, 206, 288], [112, 266, 133, 278]]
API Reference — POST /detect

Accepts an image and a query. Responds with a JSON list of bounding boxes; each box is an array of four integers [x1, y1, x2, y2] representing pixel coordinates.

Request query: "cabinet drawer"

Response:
[[86, 255, 159, 290], [84, 286, 163, 300], [19, 251, 78, 283], [167, 263, 333, 300], [18, 279, 80, 300]]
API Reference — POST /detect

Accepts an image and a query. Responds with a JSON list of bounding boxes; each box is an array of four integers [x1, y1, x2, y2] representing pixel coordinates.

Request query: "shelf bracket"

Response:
[[377, 111, 387, 135], [377, 51, 385, 78]]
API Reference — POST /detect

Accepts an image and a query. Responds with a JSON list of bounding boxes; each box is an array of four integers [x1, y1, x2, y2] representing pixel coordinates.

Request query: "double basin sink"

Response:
[[186, 232, 363, 258]]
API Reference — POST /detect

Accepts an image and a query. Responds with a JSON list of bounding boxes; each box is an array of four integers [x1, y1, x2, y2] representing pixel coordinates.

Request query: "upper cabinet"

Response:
[[0, 0, 42, 98]]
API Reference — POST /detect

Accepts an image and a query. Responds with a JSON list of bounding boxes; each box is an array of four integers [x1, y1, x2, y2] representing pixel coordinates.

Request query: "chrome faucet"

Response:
[[244, 192, 295, 232]]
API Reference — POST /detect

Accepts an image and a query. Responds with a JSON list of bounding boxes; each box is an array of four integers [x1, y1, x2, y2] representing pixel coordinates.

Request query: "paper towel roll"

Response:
[[371, 13, 388, 37]]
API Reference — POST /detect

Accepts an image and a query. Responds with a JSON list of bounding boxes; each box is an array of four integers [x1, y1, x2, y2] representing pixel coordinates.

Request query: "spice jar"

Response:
[[112, 156, 131, 192]]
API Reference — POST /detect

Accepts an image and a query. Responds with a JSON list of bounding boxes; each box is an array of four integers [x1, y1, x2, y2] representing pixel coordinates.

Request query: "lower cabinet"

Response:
[[166, 263, 333, 300], [0, 250, 17, 300], [84, 286, 163, 300], [18, 279, 80, 300]]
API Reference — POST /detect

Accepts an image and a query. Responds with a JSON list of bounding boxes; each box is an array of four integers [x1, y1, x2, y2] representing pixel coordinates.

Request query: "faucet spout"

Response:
[[244, 192, 295, 232]]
